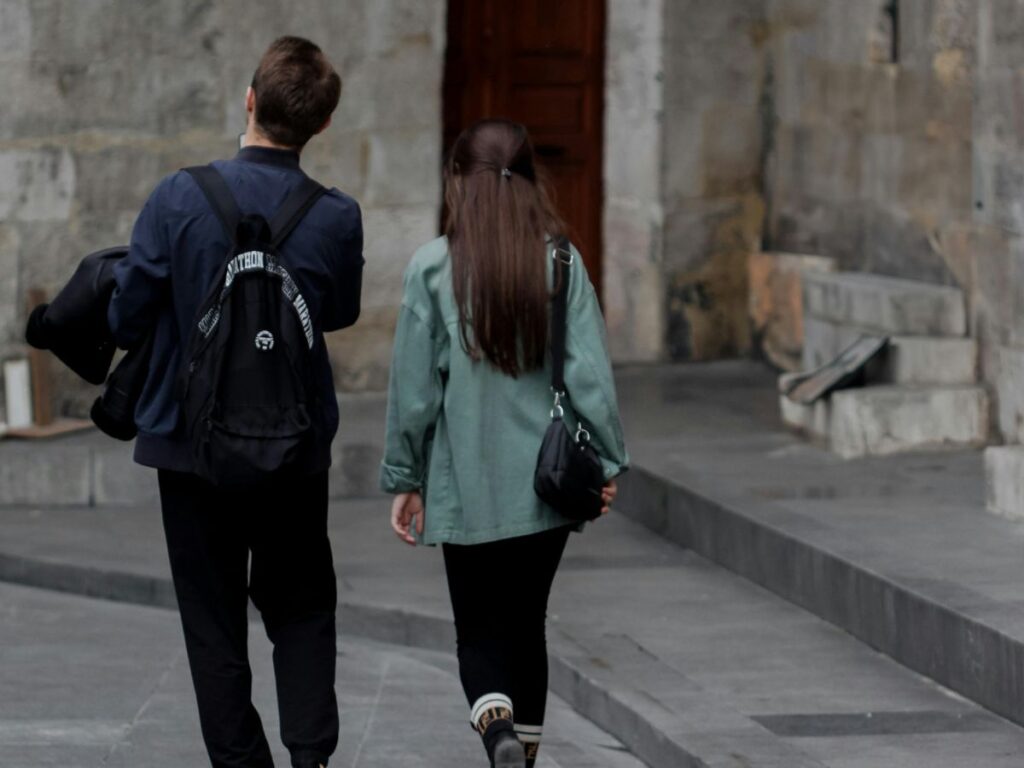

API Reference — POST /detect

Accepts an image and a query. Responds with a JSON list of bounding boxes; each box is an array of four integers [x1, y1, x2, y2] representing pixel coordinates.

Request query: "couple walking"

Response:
[[109, 37, 628, 768]]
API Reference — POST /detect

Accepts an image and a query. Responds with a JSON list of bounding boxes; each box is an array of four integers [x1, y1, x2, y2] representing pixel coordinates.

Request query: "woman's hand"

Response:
[[391, 491, 425, 546], [600, 479, 618, 516]]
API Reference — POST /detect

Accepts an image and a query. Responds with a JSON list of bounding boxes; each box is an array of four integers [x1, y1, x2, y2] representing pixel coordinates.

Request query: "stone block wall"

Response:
[[0, 0, 445, 420], [604, 0, 769, 363], [661, 0, 768, 361], [7, 0, 1024, 446], [765, 0, 975, 286], [603, 0, 667, 363], [973, 0, 1024, 444], [763, 0, 1024, 444]]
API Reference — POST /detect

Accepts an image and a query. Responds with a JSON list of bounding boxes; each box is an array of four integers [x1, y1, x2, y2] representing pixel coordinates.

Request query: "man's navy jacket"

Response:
[[109, 146, 364, 473]]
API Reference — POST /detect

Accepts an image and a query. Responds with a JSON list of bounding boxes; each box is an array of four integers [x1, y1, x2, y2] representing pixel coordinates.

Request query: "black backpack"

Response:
[[178, 164, 326, 487]]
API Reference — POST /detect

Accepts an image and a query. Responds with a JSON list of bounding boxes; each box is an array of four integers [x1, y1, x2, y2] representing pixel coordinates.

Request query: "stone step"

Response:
[[802, 316, 978, 386], [985, 446, 1024, 521], [780, 382, 989, 459], [803, 271, 967, 337], [0, 392, 387, 507], [617, 461, 1024, 738], [748, 250, 838, 372], [611, 362, 1024, 737]]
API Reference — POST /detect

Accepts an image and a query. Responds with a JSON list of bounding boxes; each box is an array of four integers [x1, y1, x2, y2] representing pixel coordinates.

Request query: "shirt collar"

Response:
[[235, 145, 301, 170]]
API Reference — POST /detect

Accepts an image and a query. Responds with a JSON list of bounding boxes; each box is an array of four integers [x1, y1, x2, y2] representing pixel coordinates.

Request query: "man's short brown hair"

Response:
[[251, 36, 341, 148]]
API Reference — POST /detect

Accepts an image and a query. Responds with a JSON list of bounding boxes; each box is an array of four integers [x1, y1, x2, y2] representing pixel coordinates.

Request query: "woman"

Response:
[[380, 119, 629, 768]]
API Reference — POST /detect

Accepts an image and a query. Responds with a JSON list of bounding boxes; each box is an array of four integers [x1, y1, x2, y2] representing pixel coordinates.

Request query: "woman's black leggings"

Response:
[[443, 524, 572, 762]]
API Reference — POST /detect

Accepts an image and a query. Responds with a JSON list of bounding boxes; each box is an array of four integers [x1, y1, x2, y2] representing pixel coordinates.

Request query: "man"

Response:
[[109, 37, 362, 768]]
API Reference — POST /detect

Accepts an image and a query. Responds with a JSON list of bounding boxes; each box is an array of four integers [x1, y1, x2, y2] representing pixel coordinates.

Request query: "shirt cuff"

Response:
[[379, 461, 423, 494], [600, 457, 629, 481]]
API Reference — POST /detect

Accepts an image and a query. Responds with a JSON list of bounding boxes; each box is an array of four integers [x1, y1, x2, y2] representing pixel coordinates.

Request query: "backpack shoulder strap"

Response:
[[269, 176, 327, 248], [183, 165, 242, 242]]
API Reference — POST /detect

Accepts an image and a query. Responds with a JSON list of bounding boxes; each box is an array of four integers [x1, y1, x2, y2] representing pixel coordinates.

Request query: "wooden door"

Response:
[[443, 0, 606, 297]]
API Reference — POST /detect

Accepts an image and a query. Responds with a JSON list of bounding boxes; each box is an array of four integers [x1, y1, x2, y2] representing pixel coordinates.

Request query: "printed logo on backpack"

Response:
[[254, 330, 275, 351], [177, 165, 327, 487]]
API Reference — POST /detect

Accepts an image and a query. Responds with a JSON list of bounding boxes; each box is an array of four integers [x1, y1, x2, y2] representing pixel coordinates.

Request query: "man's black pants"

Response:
[[158, 469, 338, 768]]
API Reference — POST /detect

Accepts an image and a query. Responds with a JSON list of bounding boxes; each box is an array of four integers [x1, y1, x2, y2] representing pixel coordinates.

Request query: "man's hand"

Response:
[[600, 479, 618, 516], [391, 491, 424, 546]]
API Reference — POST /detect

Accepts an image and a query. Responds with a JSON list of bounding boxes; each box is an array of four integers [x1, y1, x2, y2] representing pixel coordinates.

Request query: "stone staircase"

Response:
[[780, 272, 988, 458]]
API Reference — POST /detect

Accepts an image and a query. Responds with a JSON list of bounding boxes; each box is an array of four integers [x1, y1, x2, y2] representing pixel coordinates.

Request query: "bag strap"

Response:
[[183, 165, 242, 242], [184, 165, 326, 248], [550, 236, 572, 397], [269, 175, 327, 248]]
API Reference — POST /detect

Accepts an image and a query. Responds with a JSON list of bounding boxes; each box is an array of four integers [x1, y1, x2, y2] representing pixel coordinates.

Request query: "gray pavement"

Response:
[[0, 582, 641, 768], [612, 362, 1024, 728], [3, 497, 1024, 766], [3, 362, 1024, 766]]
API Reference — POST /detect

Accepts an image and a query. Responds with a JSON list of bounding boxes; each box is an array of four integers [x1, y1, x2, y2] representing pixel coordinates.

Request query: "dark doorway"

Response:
[[443, 0, 606, 296]]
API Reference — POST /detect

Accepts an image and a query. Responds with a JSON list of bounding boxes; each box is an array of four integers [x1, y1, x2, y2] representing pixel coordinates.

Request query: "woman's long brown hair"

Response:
[[444, 119, 566, 377]]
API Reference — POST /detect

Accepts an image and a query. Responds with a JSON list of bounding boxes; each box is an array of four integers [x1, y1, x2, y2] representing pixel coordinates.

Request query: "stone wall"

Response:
[[603, 0, 769, 363], [763, 0, 1024, 443], [661, 0, 767, 360], [8, 0, 1023, 446], [602, 0, 666, 362], [974, 0, 1024, 444], [0, 0, 445, 420], [765, 0, 974, 284]]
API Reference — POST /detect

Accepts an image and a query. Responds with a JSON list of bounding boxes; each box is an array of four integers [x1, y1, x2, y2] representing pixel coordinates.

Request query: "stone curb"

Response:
[[0, 548, 826, 768], [617, 466, 1024, 730]]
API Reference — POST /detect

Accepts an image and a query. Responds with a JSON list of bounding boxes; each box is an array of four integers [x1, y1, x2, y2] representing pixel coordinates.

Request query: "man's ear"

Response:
[[245, 86, 256, 116]]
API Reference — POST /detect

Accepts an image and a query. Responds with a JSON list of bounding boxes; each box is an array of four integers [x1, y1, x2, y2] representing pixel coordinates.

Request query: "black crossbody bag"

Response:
[[533, 238, 606, 521]]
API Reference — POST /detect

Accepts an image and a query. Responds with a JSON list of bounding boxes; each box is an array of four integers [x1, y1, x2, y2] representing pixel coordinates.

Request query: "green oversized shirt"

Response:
[[379, 236, 629, 545]]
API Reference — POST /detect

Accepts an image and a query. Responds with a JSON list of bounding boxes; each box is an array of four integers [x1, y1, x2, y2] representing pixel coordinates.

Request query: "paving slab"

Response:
[[613, 361, 1024, 731], [3, 491, 1024, 766], [0, 582, 642, 768]]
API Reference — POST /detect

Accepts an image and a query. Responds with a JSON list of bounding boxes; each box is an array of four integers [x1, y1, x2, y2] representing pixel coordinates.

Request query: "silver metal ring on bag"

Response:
[[576, 425, 591, 443], [551, 390, 565, 419]]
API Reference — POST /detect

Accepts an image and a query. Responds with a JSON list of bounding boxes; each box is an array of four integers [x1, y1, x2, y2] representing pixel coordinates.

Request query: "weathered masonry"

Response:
[[3, 0, 1024, 479]]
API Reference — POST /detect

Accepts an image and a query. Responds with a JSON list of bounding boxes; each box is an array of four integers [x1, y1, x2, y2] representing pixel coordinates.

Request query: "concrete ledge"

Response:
[[0, 551, 177, 609], [985, 446, 1024, 521], [780, 385, 989, 458], [616, 465, 1024, 731], [0, 429, 385, 507], [802, 316, 978, 385], [830, 385, 989, 458], [779, 393, 830, 444], [803, 272, 967, 337]]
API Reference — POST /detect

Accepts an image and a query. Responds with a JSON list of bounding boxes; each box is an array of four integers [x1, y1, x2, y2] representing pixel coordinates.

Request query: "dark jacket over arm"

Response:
[[25, 246, 126, 385]]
